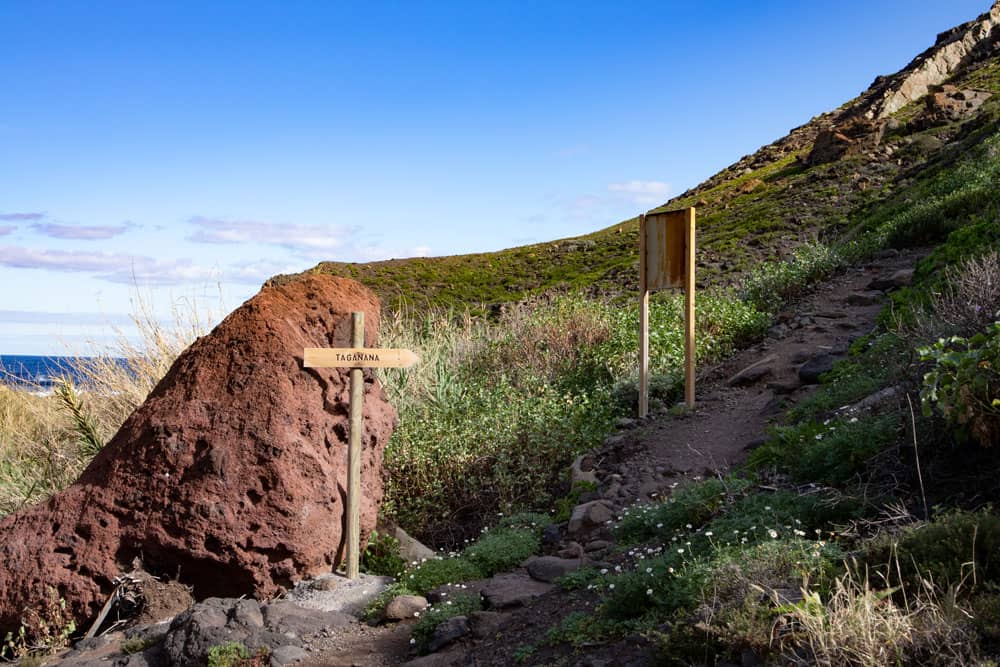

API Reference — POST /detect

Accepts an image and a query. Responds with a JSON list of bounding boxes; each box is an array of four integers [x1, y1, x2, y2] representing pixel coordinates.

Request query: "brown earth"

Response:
[[0, 275, 397, 637]]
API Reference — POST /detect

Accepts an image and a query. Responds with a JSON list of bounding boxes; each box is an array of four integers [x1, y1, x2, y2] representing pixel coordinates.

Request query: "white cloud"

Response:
[[0, 309, 132, 325], [0, 245, 286, 286], [410, 246, 432, 257], [0, 212, 44, 221], [607, 180, 672, 205], [32, 222, 131, 240], [0, 226, 14, 236], [188, 217, 353, 254]]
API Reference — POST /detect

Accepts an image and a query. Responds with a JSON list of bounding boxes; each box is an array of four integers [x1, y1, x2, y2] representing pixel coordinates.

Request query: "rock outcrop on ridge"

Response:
[[0, 275, 397, 636]]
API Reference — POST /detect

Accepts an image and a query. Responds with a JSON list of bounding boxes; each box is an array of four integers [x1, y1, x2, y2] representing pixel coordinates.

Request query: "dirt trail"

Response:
[[289, 249, 927, 667], [602, 248, 924, 504]]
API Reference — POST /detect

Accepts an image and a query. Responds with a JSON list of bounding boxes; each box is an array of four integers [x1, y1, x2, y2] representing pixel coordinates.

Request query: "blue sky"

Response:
[[0, 1, 991, 355]]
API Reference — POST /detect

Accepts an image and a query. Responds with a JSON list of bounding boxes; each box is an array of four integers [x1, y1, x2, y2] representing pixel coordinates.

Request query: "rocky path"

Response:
[[600, 248, 922, 507], [51, 249, 925, 667]]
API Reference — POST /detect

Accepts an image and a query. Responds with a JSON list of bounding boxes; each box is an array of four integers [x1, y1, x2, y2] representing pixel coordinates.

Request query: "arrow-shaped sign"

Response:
[[304, 347, 420, 369]]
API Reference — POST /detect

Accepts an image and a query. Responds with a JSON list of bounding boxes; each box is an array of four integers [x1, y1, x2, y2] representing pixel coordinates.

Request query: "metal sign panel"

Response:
[[644, 209, 690, 290]]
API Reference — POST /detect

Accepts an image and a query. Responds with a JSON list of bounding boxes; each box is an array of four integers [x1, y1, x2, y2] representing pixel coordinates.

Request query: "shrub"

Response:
[[400, 557, 484, 596], [409, 589, 482, 654], [780, 570, 978, 666], [908, 250, 1000, 340], [494, 511, 553, 535], [919, 323, 1000, 447], [361, 529, 407, 577], [206, 641, 258, 667], [553, 481, 598, 523], [864, 509, 1000, 592], [600, 536, 843, 624], [614, 478, 741, 544], [787, 334, 906, 423], [740, 243, 845, 314], [748, 415, 898, 485], [1, 587, 76, 660], [462, 527, 539, 577]]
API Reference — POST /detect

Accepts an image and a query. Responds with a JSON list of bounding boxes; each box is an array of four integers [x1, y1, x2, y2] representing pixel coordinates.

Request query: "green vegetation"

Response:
[[364, 513, 547, 622], [206, 641, 256, 667], [529, 117, 1000, 662], [409, 588, 482, 654], [919, 323, 1000, 447], [121, 635, 162, 655], [365, 512, 551, 652], [361, 529, 408, 578], [378, 293, 767, 542], [1, 588, 76, 661]]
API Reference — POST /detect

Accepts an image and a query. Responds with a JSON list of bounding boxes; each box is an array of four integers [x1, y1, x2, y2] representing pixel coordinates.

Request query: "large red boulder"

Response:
[[0, 276, 397, 635]]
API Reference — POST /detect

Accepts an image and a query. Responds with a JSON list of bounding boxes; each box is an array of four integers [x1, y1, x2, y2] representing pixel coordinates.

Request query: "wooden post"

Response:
[[683, 208, 696, 409], [346, 312, 364, 579], [638, 214, 650, 418], [303, 331, 418, 581]]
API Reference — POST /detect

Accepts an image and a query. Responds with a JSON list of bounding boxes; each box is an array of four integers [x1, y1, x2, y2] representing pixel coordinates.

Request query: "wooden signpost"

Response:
[[638, 207, 696, 418], [304, 312, 419, 579]]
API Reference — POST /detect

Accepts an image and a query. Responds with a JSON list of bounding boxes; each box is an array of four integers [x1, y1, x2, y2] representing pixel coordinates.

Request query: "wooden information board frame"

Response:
[[639, 207, 696, 417]]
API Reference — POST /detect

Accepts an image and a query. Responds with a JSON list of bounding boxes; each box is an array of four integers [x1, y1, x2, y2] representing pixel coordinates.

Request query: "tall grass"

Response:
[[784, 569, 977, 666], [69, 292, 216, 441], [0, 293, 210, 518], [0, 386, 83, 515], [377, 292, 768, 544]]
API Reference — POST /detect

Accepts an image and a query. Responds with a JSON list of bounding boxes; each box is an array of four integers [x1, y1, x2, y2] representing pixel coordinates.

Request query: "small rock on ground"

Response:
[[384, 594, 429, 620], [525, 556, 582, 583], [481, 573, 554, 609]]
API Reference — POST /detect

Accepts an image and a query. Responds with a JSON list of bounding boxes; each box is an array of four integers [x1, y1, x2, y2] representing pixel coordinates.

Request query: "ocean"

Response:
[[0, 355, 107, 389]]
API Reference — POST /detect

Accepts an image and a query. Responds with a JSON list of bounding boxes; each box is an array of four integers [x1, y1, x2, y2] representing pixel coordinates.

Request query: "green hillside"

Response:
[[270, 54, 1000, 312]]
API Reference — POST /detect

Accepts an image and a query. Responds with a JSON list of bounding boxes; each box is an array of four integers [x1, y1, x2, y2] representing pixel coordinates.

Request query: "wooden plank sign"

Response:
[[639, 207, 696, 418], [644, 210, 689, 290], [303, 312, 419, 579], [304, 347, 420, 369]]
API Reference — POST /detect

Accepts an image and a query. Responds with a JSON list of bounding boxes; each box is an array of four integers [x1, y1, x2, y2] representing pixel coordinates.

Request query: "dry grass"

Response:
[[0, 386, 82, 516], [910, 250, 1000, 340], [0, 291, 211, 517], [781, 567, 979, 666], [375, 307, 489, 413], [69, 293, 211, 441]]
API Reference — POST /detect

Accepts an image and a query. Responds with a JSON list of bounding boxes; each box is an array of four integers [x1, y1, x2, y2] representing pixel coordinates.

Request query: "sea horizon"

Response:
[[0, 354, 124, 389]]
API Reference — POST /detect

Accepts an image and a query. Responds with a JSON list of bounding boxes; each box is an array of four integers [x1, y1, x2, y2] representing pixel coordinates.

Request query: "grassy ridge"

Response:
[[268, 56, 1000, 317]]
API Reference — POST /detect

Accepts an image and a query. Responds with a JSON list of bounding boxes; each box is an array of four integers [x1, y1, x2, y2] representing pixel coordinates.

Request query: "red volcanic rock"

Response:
[[0, 276, 397, 635]]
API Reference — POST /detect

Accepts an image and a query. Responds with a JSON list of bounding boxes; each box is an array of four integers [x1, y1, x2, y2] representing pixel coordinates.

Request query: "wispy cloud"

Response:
[[31, 222, 132, 240], [0, 212, 44, 221], [0, 309, 132, 326], [0, 226, 14, 236], [188, 217, 352, 254], [608, 180, 672, 205], [0, 245, 288, 286]]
